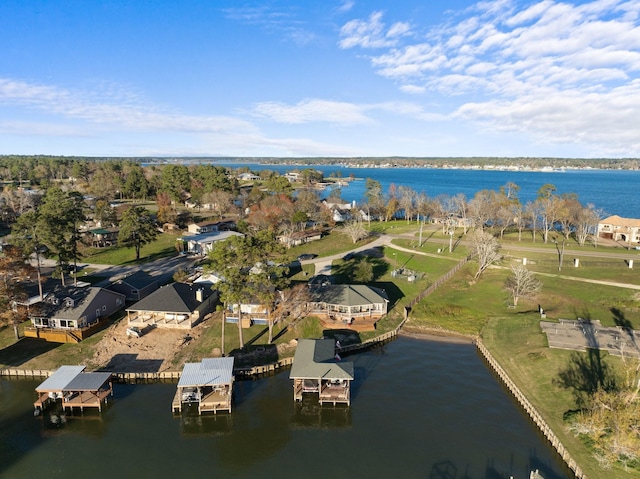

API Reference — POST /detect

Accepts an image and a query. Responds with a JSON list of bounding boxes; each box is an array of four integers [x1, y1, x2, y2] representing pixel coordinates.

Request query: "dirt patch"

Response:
[[87, 319, 206, 373]]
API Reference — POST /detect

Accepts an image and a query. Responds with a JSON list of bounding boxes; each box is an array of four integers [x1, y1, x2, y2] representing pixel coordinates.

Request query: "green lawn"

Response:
[[286, 230, 377, 261], [482, 317, 638, 479], [81, 232, 182, 264]]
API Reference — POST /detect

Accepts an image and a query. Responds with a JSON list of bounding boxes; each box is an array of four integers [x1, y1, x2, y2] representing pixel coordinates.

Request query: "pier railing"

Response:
[[476, 339, 587, 479]]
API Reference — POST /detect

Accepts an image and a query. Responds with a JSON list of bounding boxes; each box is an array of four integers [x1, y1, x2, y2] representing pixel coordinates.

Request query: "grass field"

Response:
[[82, 231, 182, 265], [482, 316, 639, 479]]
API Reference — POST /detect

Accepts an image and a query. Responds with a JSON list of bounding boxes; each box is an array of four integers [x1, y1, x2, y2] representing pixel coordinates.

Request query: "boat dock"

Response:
[[290, 339, 353, 406], [34, 365, 113, 413], [172, 357, 234, 414]]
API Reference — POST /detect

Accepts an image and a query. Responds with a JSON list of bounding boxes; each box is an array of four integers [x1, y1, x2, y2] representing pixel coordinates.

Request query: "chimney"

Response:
[[195, 288, 204, 302]]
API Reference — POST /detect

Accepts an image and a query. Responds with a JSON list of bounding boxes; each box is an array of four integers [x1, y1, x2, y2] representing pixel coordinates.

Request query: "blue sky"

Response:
[[1, 0, 639, 158]]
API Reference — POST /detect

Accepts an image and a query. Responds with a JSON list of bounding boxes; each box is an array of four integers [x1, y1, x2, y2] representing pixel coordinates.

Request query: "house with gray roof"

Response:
[[178, 230, 244, 256], [289, 338, 353, 405], [308, 284, 389, 332], [108, 270, 159, 301], [126, 282, 218, 330], [27, 286, 125, 342]]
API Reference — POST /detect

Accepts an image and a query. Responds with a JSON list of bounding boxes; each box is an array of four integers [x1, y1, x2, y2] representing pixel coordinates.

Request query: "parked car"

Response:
[[297, 253, 317, 261]]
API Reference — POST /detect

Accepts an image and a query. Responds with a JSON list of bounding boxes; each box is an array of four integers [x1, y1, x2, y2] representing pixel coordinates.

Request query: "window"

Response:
[[102, 305, 107, 312], [116, 298, 123, 306], [96, 309, 101, 318], [131, 289, 138, 295]]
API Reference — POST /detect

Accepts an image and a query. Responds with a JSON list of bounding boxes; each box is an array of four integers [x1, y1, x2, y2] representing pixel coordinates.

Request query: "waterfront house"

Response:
[[172, 357, 235, 414], [238, 172, 260, 181], [187, 220, 218, 234], [34, 365, 113, 413], [126, 282, 218, 330], [289, 338, 353, 406], [178, 230, 244, 256], [597, 215, 640, 244], [307, 284, 389, 332], [277, 229, 324, 248], [225, 301, 271, 328], [84, 227, 119, 248], [108, 270, 158, 301], [26, 286, 126, 343]]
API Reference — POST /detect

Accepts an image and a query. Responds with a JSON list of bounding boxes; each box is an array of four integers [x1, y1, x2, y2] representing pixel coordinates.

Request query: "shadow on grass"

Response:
[[228, 343, 279, 369], [373, 281, 404, 309], [322, 329, 361, 347], [0, 338, 61, 368], [121, 247, 177, 265], [99, 353, 163, 373], [332, 248, 390, 284], [553, 346, 617, 408]]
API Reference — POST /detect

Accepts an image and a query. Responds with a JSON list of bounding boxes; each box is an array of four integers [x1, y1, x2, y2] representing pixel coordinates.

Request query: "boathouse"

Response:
[[34, 365, 113, 413], [173, 357, 235, 414], [289, 338, 354, 406]]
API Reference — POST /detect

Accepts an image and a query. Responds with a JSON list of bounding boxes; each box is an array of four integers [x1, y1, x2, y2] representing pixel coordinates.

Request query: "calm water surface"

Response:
[[212, 162, 640, 218], [1, 337, 571, 479]]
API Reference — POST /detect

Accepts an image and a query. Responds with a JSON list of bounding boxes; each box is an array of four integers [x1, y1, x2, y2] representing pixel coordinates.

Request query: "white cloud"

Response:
[[337, 1, 355, 13], [340, 1, 640, 155], [339, 11, 409, 49], [0, 77, 257, 135], [251, 99, 373, 124], [400, 84, 426, 94]]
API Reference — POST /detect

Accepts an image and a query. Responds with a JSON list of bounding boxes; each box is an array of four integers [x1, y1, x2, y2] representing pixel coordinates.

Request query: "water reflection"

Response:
[[291, 397, 352, 429], [0, 337, 572, 479], [178, 408, 233, 436]]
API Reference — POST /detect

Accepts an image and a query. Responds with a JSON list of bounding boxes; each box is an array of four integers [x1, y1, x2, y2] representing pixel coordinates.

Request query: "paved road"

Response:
[[33, 254, 201, 291]]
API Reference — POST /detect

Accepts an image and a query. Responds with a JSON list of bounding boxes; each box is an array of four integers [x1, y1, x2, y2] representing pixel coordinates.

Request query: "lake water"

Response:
[[212, 162, 640, 218], [0, 337, 571, 479]]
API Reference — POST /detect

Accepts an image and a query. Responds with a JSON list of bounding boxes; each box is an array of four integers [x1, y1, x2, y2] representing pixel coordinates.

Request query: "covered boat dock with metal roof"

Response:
[[289, 339, 354, 406], [172, 357, 235, 414], [34, 365, 114, 413]]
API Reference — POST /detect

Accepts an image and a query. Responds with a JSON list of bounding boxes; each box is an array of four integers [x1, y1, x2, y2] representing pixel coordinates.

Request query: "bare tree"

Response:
[[468, 189, 497, 231], [574, 204, 603, 246], [271, 284, 310, 342], [525, 200, 543, 243], [505, 264, 542, 306], [469, 229, 501, 280], [536, 184, 563, 243], [398, 185, 417, 223], [342, 218, 368, 244], [452, 193, 469, 233]]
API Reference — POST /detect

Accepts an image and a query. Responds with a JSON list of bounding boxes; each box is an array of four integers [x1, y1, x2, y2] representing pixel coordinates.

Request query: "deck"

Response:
[[172, 388, 232, 414], [61, 389, 112, 412], [35, 388, 112, 412], [293, 378, 351, 406], [315, 312, 380, 332], [319, 383, 350, 406], [128, 313, 195, 330]]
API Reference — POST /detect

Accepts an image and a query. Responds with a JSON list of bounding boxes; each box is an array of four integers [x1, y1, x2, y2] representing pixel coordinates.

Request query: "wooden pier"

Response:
[[34, 366, 113, 414]]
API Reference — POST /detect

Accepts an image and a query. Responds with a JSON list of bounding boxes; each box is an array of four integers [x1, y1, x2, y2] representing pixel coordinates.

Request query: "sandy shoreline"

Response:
[[398, 327, 476, 344]]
